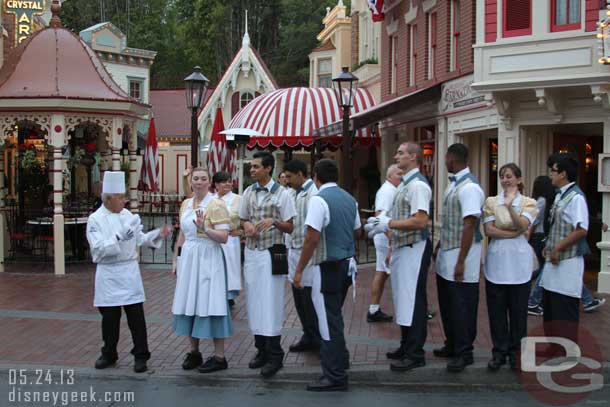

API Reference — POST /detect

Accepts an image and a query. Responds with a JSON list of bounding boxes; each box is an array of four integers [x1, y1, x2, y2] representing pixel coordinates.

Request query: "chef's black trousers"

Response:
[[98, 302, 150, 361]]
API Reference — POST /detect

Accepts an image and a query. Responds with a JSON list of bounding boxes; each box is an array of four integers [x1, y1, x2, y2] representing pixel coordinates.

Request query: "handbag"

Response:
[[268, 244, 288, 275]]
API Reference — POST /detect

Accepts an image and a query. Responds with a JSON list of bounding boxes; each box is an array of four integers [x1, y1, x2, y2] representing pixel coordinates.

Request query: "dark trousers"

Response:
[[436, 274, 479, 358], [319, 259, 352, 384], [98, 303, 150, 361], [292, 285, 321, 346], [399, 239, 432, 362], [486, 280, 530, 358], [254, 335, 284, 362], [542, 288, 580, 346]]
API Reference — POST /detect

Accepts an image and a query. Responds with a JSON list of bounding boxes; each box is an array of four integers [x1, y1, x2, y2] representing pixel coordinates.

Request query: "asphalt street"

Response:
[[1, 372, 609, 407]]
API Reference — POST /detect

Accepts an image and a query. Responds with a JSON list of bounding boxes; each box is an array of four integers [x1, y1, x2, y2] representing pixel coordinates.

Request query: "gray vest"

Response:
[[290, 179, 315, 249], [440, 173, 483, 250], [244, 182, 285, 250], [390, 171, 431, 250], [546, 184, 591, 261], [313, 185, 357, 265]]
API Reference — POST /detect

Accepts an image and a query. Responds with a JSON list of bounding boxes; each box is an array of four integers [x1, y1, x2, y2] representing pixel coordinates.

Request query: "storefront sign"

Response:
[[4, 0, 46, 45], [440, 74, 485, 114]]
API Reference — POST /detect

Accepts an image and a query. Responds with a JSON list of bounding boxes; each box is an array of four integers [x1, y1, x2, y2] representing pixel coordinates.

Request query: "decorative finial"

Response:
[[338, 0, 344, 7], [49, 0, 62, 28], [326, 7, 331, 15], [245, 9, 248, 35]]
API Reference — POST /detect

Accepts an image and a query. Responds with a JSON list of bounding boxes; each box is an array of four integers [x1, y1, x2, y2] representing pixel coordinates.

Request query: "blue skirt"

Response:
[[172, 313, 233, 339]]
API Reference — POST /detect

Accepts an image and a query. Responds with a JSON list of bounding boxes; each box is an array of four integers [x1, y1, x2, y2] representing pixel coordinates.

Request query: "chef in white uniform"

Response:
[[367, 164, 402, 323], [86, 171, 172, 373], [366, 142, 432, 372], [239, 152, 295, 378]]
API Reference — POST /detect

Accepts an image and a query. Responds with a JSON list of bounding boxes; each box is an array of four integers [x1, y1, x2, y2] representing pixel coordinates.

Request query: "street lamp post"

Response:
[[184, 66, 210, 167], [332, 66, 358, 193]]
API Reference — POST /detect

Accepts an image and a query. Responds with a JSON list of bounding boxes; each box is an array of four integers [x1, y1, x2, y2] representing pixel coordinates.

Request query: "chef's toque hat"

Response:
[[102, 171, 126, 194]]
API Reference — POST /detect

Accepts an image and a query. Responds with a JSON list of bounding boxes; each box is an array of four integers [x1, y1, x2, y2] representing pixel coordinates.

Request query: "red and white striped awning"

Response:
[[228, 87, 377, 149]]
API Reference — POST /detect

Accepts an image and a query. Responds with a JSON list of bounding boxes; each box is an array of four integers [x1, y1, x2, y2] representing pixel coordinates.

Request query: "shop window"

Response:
[[503, 0, 532, 38], [427, 13, 437, 80], [551, 0, 581, 32], [449, 0, 460, 72], [129, 79, 143, 101], [318, 59, 332, 88]]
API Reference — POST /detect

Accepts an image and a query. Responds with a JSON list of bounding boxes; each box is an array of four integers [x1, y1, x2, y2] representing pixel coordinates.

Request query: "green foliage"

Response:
[[353, 57, 379, 71], [61, 0, 348, 88]]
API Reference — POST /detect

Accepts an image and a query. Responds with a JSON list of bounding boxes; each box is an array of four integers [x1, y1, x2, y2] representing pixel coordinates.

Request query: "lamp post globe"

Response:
[[332, 66, 358, 193], [184, 66, 210, 167]]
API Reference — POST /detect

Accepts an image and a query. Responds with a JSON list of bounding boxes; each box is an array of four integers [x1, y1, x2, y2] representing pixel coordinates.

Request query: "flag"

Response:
[[139, 118, 159, 192], [206, 107, 226, 178], [368, 0, 385, 22]]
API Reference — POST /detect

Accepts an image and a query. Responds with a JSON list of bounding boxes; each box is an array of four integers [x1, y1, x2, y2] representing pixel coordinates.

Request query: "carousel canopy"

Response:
[[0, 3, 146, 111], [228, 87, 377, 149]]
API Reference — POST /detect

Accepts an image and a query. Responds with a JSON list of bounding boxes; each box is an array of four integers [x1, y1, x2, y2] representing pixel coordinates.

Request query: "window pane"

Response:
[[319, 75, 332, 88], [569, 0, 580, 24], [555, 0, 567, 25], [506, 0, 531, 31], [318, 59, 332, 74], [240, 92, 254, 108]]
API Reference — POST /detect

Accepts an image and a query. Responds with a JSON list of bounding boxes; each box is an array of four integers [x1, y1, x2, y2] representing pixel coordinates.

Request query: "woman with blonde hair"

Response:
[[172, 167, 233, 373], [212, 171, 242, 305], [482, 163, 538, 371]]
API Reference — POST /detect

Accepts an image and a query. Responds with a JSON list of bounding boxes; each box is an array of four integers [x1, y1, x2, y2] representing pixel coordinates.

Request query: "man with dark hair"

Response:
[[239, 152, 296, 378], [283, 159, 322, 353], [434, 143, 485, 372], [539, 153, 590, 349], [294, 159, 360, 391]]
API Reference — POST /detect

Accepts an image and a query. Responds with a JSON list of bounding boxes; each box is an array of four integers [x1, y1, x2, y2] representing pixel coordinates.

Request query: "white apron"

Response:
[[222, 235, 242, 292], [311, 266, 330, 341], [390, 239, 427, 326], [288, 247, 316, 287], [94, 260, 144, 307], [172, 197, 228, 317], [244, 247, 285, 336], [485, 235, 533, 284]]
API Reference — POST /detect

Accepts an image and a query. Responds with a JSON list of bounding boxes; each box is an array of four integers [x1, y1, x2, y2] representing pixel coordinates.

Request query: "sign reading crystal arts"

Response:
[[440, 74, 485, 114], [4, 0, 46, 45]]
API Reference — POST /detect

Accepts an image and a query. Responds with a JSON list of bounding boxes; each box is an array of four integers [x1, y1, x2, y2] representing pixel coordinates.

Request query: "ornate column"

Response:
[[0, 136, 5, 272], [127, 120, 139, 212], [111, 117, 123, 171], [51, 114, 66, 275], [597, 118, 610, 293]]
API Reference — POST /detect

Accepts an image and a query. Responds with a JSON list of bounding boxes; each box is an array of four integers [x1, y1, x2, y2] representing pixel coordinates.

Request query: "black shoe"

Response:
[[248, 351, 267, 369], [260, 359, 283, 378], [433, 346, 454, 358], [94, 356, 117, 370], [446, 355, 474, 372], [306, 376, 348, 392], [289, 339, 319, 352], [487, 355, 506, 371], [198, 356, 228, 373], [367, 309, 393, 323], [390, 358, 425, 372], [386, 346, 405, 360], [182, 351, 203, 370], [508, 354, 518, 371], [134, 359, 148, 373]]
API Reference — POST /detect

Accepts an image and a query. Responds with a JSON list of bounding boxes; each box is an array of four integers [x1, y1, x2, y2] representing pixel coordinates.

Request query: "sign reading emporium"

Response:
[[4, 0, 47, 45]]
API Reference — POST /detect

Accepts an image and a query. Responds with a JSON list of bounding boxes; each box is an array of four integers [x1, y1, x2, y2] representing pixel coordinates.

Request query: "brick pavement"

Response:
[[0, 264, 608, 372]]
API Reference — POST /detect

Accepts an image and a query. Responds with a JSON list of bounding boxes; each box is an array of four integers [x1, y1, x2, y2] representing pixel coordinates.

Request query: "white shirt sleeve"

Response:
[[354, 202, 362, 229], [238, 188, 251, 220], [86, 216, 121, 263], [278, 188, 297, 222], [564, 194, 589, 231], [458, 183, 484, 218], [408, 182, 432, 216], [305, 196, 329, 232], [375, 184, 395, 214]]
